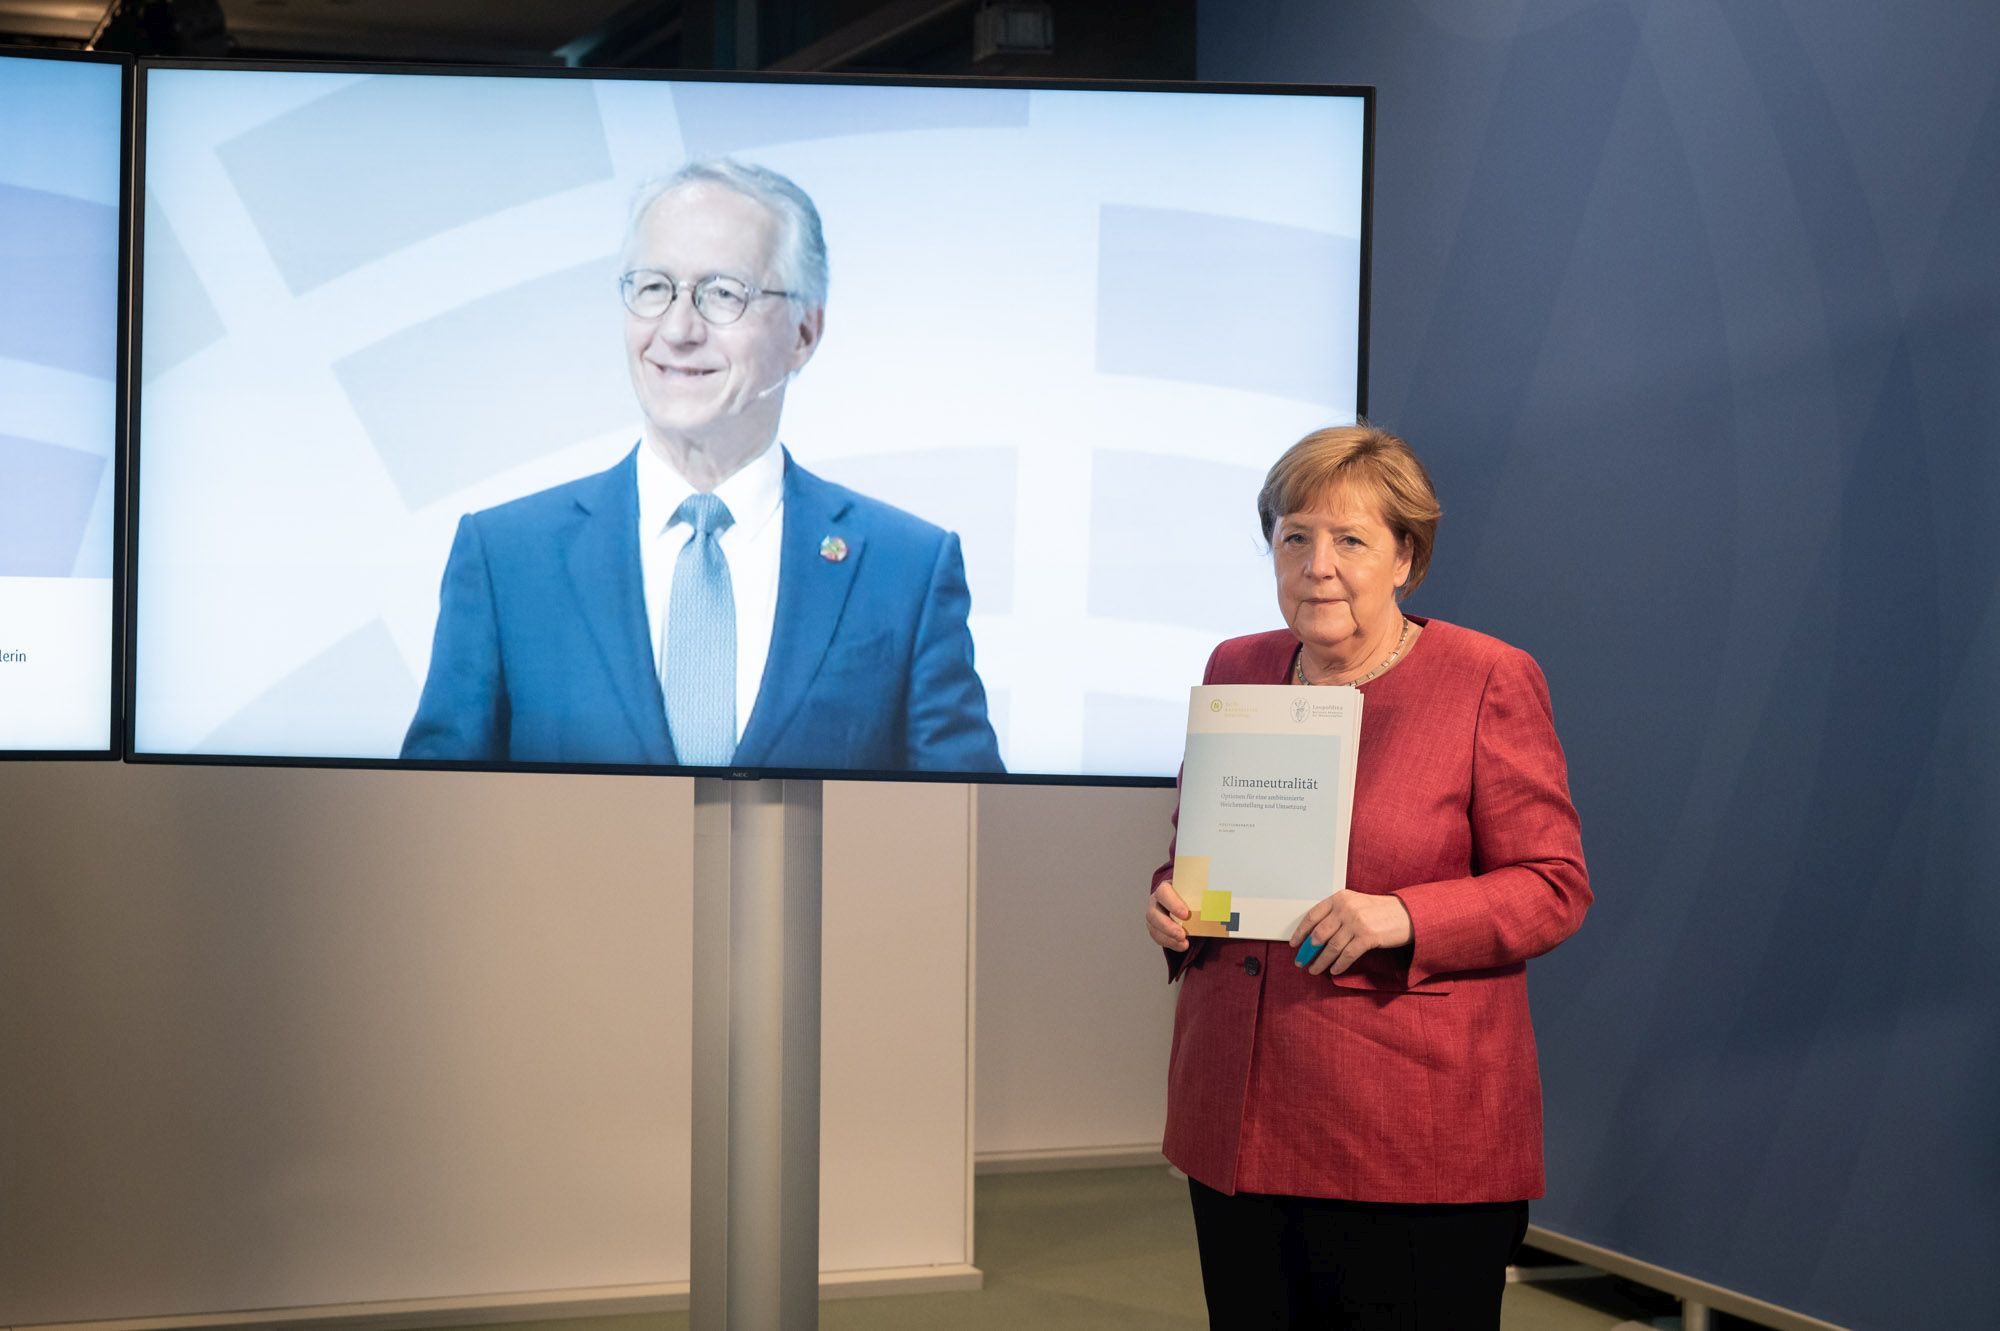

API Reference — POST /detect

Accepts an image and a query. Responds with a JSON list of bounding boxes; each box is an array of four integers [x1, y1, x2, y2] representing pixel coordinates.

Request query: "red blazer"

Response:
[[1155, 618, 1590, 1203]]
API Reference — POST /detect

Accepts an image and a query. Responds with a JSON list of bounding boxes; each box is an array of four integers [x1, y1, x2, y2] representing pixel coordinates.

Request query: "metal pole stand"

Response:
[[690, 778, 823, 1331]]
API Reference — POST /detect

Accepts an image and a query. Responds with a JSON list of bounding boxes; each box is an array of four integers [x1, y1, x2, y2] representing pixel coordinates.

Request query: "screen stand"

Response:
[[691, 777, 824, 1331]]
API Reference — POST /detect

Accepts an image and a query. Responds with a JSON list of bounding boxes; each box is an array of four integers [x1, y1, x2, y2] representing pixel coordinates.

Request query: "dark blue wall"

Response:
[[1200, 4, 2000, 1327]]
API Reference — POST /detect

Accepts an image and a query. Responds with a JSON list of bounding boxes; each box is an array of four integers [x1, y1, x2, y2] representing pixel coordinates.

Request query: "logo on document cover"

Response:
[[1291, 698, 1311, 723]]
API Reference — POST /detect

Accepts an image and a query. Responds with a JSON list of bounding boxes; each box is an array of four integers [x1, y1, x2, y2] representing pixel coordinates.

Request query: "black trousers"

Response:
[[1188, 1179, 1528, 1331]]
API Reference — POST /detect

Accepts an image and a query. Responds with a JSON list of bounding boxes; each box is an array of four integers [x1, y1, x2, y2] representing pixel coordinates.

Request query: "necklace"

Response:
[[1295, 616, 1415, 688]]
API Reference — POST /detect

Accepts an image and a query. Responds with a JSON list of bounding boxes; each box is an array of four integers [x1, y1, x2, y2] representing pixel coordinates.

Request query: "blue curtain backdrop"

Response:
[[1199, 3, 2000, 1328]]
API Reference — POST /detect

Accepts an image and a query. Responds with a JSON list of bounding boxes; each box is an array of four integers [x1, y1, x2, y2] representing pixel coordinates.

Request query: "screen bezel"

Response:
[[0, 43, 132, 762], [122, 57, 1375, 788]]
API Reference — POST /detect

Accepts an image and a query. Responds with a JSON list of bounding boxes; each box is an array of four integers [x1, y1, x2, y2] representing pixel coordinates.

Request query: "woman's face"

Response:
[[1273, 484, 1412, 657]]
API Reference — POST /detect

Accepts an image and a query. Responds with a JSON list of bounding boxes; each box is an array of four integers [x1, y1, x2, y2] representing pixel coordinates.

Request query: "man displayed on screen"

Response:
[[402, 159, 1003, 771]]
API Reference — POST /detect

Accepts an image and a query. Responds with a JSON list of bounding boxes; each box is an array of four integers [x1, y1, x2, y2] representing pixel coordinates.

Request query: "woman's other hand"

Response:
[[1290, 890, 1412, 975], [1148, 881, 1192, 951]]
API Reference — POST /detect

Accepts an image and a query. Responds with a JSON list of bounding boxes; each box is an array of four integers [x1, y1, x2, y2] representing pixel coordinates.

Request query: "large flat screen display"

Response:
[[0, 48, 126, 757], [129, 64, 1370, 782]]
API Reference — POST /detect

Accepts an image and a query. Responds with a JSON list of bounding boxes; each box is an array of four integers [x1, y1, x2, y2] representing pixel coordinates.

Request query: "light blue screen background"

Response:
[[0, 54, 120, 584], [131, 70, 1367, 775], [0, 52, 121, 754]]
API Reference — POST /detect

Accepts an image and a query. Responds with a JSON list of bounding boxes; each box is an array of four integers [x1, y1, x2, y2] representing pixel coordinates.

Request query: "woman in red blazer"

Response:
[[1147, 424, 1590, 1329]]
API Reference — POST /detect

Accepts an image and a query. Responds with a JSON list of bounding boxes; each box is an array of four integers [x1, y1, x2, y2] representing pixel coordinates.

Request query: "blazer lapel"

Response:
[[732, 455, 860, 765], [1261, 634, 1301, 683], [563, 446, 675, 764]]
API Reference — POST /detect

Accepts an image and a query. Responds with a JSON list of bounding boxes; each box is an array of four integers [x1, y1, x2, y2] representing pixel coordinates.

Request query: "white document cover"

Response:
[[1173, 684, 1363, 941]]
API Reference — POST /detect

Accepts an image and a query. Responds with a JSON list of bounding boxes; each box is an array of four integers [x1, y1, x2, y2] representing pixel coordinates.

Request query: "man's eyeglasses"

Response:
[[619, 270, 793, 325]]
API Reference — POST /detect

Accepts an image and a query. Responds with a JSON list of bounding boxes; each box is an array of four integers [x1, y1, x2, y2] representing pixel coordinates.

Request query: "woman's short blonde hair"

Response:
[[1257, 423, 1442, 597]]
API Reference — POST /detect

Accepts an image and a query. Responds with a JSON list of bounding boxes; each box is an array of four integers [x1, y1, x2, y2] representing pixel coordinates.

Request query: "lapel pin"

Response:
[[819, 535, 848, 563]]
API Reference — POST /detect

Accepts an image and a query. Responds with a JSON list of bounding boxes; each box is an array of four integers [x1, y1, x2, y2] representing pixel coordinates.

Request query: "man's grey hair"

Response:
[[623, 158, 829, 309]]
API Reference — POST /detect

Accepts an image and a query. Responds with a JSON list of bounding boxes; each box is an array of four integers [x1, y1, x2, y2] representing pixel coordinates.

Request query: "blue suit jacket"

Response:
[[401, 447, 1003, 772]]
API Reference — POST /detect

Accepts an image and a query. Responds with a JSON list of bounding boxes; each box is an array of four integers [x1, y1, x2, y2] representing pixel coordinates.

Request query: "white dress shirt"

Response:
[[637, 439, 785, 747]]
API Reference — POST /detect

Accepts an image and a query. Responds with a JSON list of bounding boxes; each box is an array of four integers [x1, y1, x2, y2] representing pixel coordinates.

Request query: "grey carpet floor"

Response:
[[460, 1166, 1715, 1330]]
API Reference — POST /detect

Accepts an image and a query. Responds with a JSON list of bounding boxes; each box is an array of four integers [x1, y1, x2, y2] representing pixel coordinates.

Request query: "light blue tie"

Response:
[[663, 493, 736, 765]]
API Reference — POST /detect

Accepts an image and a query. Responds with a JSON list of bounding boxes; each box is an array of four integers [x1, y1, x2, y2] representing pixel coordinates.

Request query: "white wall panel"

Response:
[[0, 764, 981, 1325], [972, 785, 1180, 1164]]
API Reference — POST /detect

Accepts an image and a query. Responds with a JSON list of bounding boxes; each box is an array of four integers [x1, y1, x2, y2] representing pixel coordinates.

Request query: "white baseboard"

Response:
[[7, 1283, 693, 1331], [820, 1263, 984, 1300], [974, 1143, 1167, 1174], [11, 1265, 986, 1331]]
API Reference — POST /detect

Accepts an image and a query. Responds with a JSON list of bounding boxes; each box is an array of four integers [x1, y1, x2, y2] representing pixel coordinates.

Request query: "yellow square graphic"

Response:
[[1200, 889, 1234, 923], [1171, 857, 1230, 936]]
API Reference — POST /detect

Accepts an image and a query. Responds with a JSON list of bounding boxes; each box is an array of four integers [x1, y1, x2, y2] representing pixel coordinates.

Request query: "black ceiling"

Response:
[[0, 0, 1195, 79]]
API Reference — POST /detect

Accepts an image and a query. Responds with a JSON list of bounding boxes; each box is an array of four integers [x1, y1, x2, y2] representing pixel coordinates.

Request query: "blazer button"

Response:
[[1242, 956, 1261, 977]]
